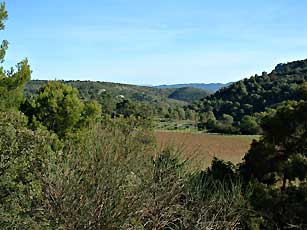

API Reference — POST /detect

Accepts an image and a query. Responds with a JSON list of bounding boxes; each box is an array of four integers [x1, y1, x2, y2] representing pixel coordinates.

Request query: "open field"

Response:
[[155, 131, 259, 169]]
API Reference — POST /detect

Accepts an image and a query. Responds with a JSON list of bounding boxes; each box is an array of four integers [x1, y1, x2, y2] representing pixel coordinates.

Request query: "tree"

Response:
[[79, 100, 102, 127], [239, 101, 307, 228], [241, 101, 307, 188], [97, 91, 116, 115], [221, 114, 234, 126], [198, 111, 216, 130], [239, 115, 259, 134], [115, 99, 137, 118], [24, 81, 85, 136], [177, 107, 186, 120], [0, 3, 31, 111]]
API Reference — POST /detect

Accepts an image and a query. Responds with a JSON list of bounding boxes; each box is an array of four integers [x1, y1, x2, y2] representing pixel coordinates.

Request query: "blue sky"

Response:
[[3, 0, 307, 85]]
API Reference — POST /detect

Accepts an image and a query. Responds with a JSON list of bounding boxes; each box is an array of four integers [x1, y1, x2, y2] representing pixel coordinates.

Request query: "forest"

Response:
[[191, 59, 307, 134], [1, 2, 307, 229]]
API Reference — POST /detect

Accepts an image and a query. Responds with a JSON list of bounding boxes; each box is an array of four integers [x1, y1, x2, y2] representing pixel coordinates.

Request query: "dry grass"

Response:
[[155, 131, 258, 169]]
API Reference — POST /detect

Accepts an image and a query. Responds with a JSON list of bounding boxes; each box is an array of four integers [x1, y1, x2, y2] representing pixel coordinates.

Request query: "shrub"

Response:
[[0, 111, 60, 229], [40, 119, 155, 229]]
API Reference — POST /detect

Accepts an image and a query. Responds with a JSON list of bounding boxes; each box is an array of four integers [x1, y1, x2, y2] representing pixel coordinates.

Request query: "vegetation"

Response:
[[192, 60, 307, 134], [1, 3, 307, 229], [25, 80, 202, 123], [0, 2, 30, 112], [155, 82, 232, 92], [239, 100, 307, 228], [168, 87, 210, 102], [21, 81, 101, 136]]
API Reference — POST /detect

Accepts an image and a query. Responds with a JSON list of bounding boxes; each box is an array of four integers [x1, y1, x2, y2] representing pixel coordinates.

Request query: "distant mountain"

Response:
[[168, 87, 211, 102], [155, 82, 232, 92]]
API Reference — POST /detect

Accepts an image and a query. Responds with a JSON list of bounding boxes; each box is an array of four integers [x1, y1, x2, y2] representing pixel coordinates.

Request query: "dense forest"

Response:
[[1, 3, 307, 229], [191, 59, 307, 134]]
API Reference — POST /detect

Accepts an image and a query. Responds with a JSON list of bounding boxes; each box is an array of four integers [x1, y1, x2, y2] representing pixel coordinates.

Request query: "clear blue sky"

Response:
[[3, 0, 307, 85]]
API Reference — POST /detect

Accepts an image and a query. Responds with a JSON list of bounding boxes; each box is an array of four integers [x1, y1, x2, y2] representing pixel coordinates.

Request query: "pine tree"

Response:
[[0, 2, 31, 111]]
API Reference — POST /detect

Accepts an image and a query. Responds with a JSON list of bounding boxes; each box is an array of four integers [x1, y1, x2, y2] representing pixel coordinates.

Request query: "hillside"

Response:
[[192, 58, 307, 134], [168, 87, 211, 102], [25, 80, 197, 120], [155, 82, 232, 92], [26, 80, 180, 104], [26, 80, 212, 104]]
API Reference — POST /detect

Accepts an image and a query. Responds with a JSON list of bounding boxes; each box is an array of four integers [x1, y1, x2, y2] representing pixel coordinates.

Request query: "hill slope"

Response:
[[25, 80, 195, 119], [168, 87, 211, 102], [26, 80, 180, 103], [155, 82, 232, 92], [192, 58, 307, 133]]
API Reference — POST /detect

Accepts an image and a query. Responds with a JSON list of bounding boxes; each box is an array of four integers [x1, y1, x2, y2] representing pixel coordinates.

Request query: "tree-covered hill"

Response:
[[192, 58, 307, 134], [25, 80, 198, 120], [26, 80, 208, 104], [167, 87, 211, 102], [26, 80, 185, 105]]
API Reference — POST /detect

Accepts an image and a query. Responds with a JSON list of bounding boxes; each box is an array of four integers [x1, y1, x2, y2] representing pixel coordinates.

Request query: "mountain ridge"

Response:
[[155, 82, 233, 92]]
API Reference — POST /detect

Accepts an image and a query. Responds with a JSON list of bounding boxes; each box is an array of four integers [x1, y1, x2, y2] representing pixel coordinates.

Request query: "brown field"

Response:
[[155, 131, 258, 169]]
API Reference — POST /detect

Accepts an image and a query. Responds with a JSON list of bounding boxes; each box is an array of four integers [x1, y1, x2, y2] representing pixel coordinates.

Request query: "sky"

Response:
[[3, 0, 307, 85]]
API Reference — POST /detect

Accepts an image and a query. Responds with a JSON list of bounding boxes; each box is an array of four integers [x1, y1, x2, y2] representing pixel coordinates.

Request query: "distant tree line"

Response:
[[25, 80, 200, 122]]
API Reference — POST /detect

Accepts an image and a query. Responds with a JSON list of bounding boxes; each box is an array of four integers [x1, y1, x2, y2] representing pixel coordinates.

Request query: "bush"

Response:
[[0, 111, 61, 229], [38, 119, 250, 229], [40, 119, 155, 229], [186, 158, 252, 229]]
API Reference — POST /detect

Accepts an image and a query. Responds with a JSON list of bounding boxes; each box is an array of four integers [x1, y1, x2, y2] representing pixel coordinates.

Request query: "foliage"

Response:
[[40, 126, 250, 229], [41, 119, 154, 229], [25, 80, 191, 120], [240, 100, 307, 228], [241, 101, 307, 188], [193, 59, 307, 134], [2, 2, 307, 228], [187, 159, 252, 229], [240, 115, 260, 135], [0, 111, 61, 229], [0, 2, 31, 111], [167, 87, 210, 102], [22, 81, 103, 137]]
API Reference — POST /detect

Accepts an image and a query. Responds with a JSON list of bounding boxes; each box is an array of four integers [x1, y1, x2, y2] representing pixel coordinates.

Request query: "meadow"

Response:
[[155, 131, 258, 169]]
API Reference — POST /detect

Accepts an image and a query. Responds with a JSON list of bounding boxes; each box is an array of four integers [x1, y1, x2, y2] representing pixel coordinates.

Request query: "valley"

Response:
[[1, 1, 307, 227]]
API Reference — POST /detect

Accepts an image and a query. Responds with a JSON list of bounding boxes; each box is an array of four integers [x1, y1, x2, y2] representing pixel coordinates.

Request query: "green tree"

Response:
[[221, 114, 234, 125], [79, 100, 102, 127], [115, 99, 137, 117], [241, 101, 307, 188], [239, 115, 259, 134], [26, 81, 85, 136], [177, 107, 186, 120], [239, 101, 307, 228], [198, 111, 216, 130], [0, 3, 31, 111]]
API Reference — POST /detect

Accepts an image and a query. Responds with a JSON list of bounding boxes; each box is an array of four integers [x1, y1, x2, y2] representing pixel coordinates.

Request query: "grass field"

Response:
[[155, 131, 259, 169]]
